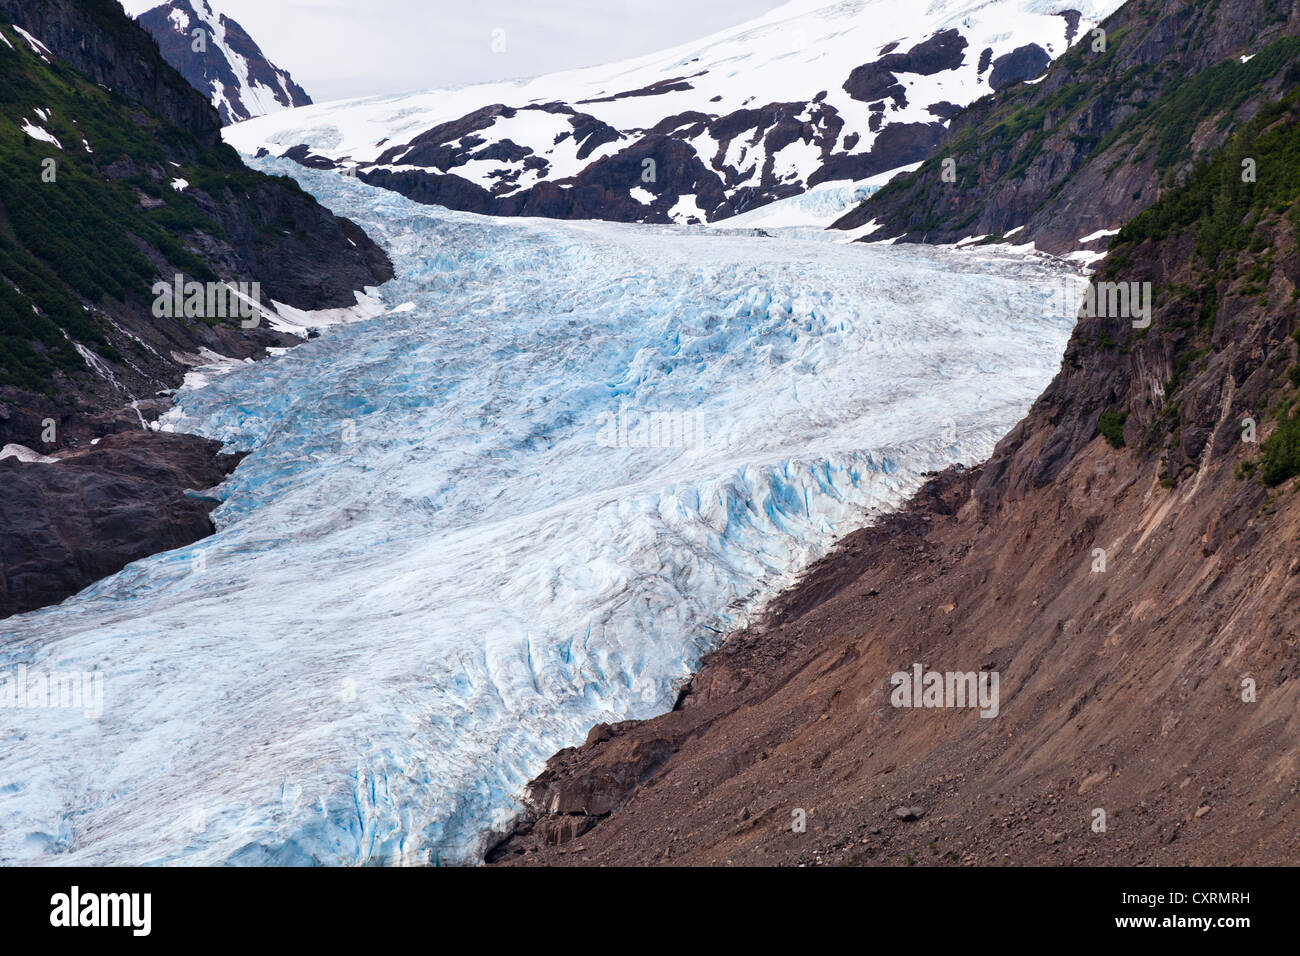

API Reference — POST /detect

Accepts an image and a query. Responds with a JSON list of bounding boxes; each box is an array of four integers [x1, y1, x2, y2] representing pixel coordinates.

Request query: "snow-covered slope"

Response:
[[227, 0, 1122, 225], [0, 160, 1083, 865], [138, 0, 310, 125]]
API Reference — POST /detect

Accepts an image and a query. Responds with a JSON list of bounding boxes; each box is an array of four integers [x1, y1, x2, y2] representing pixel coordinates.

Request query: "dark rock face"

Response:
[[807, 121, 946, 188], [844, 30, 968, 105], [208, 176, 392, 312], [576, 75, 701, 105], [1059, 9, 1083, 46], [279, 143, 338, 170], [843, 62, 907, 105], [0, 0, 221, 145], [988, 42, 1050, 90], [138, 0, 312, 126], [0, 0, 392, 445], [877, 28, 968, 75], [570, 115, 620, 160], [378, 104, 515, 169], [1, 1, 388, 312], [0, 432, 244, 619]]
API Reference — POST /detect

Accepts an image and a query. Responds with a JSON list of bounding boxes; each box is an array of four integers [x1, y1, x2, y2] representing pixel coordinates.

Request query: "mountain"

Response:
[[488, 71, 1300, 867], [227, 0, 1124, 225], [833, 0, 1300, 256], [0, 0, 391, 617], [138, 0, 311, 126]]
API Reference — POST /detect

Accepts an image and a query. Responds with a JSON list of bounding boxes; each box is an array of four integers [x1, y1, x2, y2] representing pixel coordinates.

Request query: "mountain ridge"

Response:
[[138, 0, 312, 126], [227, 0, 1124, 226], [833, 0, 1300, 256]]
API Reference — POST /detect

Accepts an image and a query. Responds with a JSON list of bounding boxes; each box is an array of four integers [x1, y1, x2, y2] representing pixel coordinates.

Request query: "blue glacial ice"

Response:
[[0, 162, 1084, 865]]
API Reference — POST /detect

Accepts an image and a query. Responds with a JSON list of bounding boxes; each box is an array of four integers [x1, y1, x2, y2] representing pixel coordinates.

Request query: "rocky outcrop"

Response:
[[356, 100, 843, 223], [806, 120, 946, 189], [0, 0, 392, 439], [987, 43, 1050, 90], [842, 63, 909, 105], [877, 28, 969, 76], [0, 431, 244, 618], [0, 0, 222, 146], [349, 98, 947, 224]]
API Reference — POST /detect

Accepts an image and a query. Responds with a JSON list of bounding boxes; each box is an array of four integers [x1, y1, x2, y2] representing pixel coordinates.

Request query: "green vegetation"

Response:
[[0, 25, 200, 390], [1108, 83, 1300, 442], [1099, 405, 1128, 448], [1115, 86, 1300, 267], [1260, 406, 1300, 485], [1097, 37, 1300, 181], [1103, 71, 1300, 485], [0, 23, 308, 395]]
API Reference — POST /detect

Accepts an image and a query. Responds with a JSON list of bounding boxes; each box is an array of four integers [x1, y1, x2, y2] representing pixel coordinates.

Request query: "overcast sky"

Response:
[[120, 1, 787, 103]]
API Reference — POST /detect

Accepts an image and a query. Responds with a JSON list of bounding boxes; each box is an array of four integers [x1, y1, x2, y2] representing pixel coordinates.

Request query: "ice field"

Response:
[[0, 162, 1083, 865]]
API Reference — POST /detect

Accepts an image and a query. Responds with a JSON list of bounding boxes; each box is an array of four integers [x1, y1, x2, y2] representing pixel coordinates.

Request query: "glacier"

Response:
[[0, 161, 1084, 865]]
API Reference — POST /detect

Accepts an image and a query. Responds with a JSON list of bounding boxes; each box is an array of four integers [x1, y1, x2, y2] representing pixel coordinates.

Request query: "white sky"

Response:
[[119, 0, 789, 104]]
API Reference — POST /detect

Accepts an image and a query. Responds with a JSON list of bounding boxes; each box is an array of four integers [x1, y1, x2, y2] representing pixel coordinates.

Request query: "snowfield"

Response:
[[225, 0, 1124, 226], [0, 162, 1083, 865]]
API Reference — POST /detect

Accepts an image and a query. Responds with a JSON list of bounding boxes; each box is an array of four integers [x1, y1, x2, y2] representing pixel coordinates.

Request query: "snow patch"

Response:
[[1066, 249, 1109, 266], [12, 25, 51, 62], [713, 163, 921, 233], [263, 287, 387, 335], [0, 444, 59, 464], [1079, 228, 1120, 243], [21, 118, 60, 149], [668, 194, 707, 224]]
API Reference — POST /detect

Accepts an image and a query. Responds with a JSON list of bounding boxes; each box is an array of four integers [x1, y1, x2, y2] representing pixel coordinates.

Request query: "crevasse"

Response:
[[0, 162, 1082, 865]]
